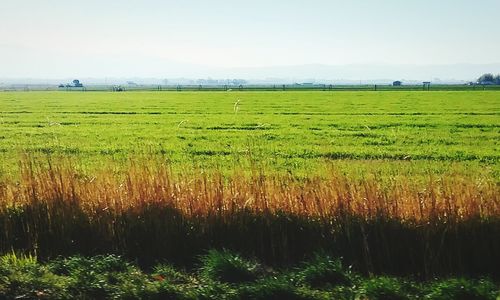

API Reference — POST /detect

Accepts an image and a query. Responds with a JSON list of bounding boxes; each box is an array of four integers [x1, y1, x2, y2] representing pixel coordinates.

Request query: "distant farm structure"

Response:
[[72, 79, 83, 87], [423, 81, 431, 91], [58, 79, 84, 89], [57, 79, 85, 90], [393, 80, 402, 86]]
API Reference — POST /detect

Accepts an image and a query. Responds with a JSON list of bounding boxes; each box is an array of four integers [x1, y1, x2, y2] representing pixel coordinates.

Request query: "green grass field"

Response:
[[0, 91, 498, 180]]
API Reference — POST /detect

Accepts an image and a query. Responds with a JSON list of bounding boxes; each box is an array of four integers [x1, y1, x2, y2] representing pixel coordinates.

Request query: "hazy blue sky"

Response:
[[1, 0, 499, 78]]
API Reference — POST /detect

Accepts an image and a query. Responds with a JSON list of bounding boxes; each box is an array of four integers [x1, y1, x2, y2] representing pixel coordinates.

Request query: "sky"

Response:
[[1, 0, 499, 79]]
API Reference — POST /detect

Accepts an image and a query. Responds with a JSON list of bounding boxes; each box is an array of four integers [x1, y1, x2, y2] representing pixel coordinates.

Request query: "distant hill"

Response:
[[1, 63, 499, 84], [220, 63, 500, 82]]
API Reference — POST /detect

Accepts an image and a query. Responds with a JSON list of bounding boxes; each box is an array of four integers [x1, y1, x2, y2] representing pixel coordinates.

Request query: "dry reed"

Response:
[[0, 157, 498, 278]]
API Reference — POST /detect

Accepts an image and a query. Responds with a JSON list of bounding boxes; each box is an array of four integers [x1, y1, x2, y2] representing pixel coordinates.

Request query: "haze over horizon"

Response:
[[1, 0, 499, 80]]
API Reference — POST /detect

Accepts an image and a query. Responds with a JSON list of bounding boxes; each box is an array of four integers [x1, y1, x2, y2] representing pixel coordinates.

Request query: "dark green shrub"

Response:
[[199, 250, 261, 284], [0, 253, 70, 299], [49, 254, 131, 276], [296, 254, 352, 289], [237, 279, 315, 300], [48, 255, 144, 299], [425, 278, 498, 300], [194, 282, 237, 300], [153, 264, 191, 284], [124, 280, 191, 300], [329, 285, 356, 300], [359, 277, 412, 300], [48, 255, 194, 300]]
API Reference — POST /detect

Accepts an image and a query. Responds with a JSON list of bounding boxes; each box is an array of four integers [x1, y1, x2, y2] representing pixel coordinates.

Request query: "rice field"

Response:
[[0, 90, 499, 279]]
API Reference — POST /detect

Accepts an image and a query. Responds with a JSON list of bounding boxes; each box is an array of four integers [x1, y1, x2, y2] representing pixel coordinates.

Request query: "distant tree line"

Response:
[[196, 78, 247, 85], [477, 73, 500, 85]]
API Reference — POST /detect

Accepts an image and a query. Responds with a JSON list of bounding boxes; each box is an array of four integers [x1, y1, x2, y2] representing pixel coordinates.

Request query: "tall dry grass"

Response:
[[0, 157, 498, 278]]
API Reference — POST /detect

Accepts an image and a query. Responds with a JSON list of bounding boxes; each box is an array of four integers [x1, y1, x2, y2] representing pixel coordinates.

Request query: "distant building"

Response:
[[392, 81, 402, 86]]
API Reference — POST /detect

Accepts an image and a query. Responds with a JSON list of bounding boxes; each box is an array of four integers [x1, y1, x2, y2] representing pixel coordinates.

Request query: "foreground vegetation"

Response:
[[1, 250, 498, 300]]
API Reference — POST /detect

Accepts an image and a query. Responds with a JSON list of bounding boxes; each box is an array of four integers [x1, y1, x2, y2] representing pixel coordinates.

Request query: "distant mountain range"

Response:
[[1, 63, 499, 85], [219, 63, 500, 83]]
